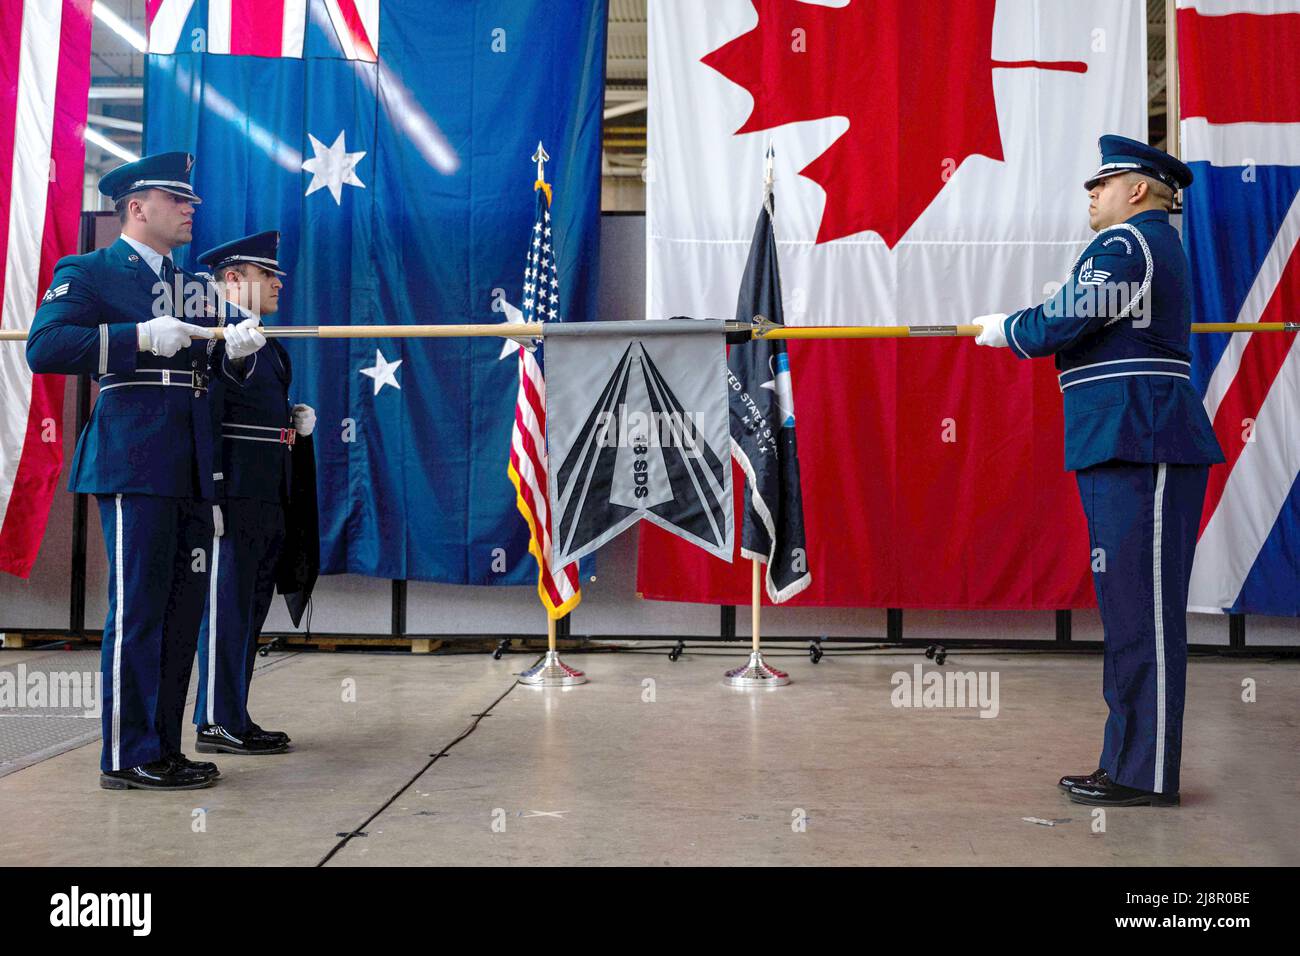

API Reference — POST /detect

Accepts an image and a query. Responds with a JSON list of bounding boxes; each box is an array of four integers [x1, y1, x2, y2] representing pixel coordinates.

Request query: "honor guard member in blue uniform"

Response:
[[193, 230, 315, 755], [973, 136, 1224, 807], [26, 152, 267, 790]]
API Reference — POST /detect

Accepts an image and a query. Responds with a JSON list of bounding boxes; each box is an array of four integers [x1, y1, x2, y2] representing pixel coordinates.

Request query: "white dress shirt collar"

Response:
[[120, 234, 173, 280]]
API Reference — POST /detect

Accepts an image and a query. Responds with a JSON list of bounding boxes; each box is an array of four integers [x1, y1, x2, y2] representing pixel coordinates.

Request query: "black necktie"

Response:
[[160, 257, 178, 318]]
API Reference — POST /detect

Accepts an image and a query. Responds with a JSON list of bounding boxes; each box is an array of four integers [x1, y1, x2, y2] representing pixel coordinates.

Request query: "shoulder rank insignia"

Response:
[[41, 282, 70, 303], [1077, 257, 1112, 286]]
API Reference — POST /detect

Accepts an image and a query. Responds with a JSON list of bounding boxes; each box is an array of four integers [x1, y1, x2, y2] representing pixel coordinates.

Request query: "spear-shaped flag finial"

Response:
[[533, 140, 550, 183], [533, 141, 552, 203]]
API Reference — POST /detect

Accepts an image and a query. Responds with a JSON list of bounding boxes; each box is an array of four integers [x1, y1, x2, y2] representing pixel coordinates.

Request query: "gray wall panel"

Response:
[[0, 375, 80, 631]]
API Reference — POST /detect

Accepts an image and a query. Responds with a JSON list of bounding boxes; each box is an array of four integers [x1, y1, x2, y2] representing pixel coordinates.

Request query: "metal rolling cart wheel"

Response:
[[258, 635, 287, 657]]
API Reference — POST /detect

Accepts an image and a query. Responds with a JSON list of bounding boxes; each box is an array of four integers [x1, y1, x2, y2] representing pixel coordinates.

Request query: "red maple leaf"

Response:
[[703, 0, 1086, 248]]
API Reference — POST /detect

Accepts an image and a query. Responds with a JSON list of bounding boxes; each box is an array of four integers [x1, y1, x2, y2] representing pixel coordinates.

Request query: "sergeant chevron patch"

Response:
[[1077, 258, 1112, 286]]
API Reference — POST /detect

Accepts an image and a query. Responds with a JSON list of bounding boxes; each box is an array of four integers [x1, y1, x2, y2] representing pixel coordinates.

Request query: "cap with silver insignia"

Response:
[[1084, 135, 1193, 192], [197, 230, 286, 276], [98, 151, 202, 204]]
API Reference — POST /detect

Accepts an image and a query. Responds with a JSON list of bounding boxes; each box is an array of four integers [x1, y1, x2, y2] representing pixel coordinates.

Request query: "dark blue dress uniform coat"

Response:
[[1002, 209, 1225, 796], [26, 238, 224, 772], [195, 330, 295, 734]]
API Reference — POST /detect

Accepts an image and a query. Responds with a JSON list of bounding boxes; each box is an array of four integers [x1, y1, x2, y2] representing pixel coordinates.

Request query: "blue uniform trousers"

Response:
[[1076, 462, 1209, 795], [194, 497, 286, 734], [96, 494, 214, 772]]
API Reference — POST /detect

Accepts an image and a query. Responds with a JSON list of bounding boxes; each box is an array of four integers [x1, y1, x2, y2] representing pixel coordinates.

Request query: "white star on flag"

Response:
[[496, 298, 527, 360], [303, 130, 367, 204], [360, 349, 402, 394]]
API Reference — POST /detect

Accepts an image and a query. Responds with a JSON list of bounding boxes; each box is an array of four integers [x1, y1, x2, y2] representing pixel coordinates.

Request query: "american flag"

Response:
[[0, 0, 92, 578], [506, 176, 581, 618], [1180, 0, 1300, 615]]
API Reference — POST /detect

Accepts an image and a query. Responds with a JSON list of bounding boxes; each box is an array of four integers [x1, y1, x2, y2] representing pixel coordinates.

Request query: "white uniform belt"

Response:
[[222, 422, 296, 446], [99, 369, 207, 392], [1058, 358, 1191, 392]]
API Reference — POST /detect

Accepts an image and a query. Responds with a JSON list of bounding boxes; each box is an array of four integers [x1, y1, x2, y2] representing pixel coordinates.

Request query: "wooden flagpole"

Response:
[[723, 556, 790, 686], [4, 320, 1295, 343]]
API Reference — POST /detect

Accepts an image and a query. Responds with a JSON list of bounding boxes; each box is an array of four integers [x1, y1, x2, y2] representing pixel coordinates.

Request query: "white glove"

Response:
[[292, 403, 316, 437], [212, 504, 225, 538], [136, 317, 215, 358], [973, 313, 1010, 348], [223, 316, 267, 361]]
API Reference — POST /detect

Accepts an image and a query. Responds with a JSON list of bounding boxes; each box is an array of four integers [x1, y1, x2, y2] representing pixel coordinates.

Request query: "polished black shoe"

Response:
[[247, 721, 291, 745], [100, 757, 217, 791], [1067, 770, 1179, 807], [196, 724, 289, 755], [1058, 768, 1105, 792], [245, 728, 292, 750], [169, 753, 220, 777]]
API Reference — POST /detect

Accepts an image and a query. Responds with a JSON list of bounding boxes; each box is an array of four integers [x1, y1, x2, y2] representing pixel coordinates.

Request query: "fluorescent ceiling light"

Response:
[[85, 127, 140, 163], [93, 1, 147, 54]]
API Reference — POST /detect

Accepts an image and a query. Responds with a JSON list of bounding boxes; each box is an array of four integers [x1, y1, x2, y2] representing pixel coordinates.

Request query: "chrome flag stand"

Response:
[[519, 616, 586, 686], [725, 558, 790, 687]]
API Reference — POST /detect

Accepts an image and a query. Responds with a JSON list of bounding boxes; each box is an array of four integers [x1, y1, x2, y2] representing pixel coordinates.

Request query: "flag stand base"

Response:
[[518, 650, 587, 686], [724, 650, 790, 687]]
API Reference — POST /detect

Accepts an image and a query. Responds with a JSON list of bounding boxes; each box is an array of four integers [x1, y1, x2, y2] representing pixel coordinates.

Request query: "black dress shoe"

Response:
[[196, 724, 289, 755], [100, 757, 217, 791], [245, 728, 292, 750], [247, 721, 291, 745], [169, 753, 220, 777], [1067, 770, 1179, 807], [1058, 768, 1105, 791]]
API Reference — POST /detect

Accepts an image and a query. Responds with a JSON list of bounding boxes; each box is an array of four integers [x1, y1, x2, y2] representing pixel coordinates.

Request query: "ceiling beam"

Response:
[[88, 85, 143, 100]]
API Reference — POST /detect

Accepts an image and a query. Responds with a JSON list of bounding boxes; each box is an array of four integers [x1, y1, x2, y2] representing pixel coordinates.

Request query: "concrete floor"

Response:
[[0, 647, 1295, 866]]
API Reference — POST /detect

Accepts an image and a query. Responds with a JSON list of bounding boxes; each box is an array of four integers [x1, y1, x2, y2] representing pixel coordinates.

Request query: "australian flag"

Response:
[[727, 175, 812, 603], [142, 0, 606, 583]]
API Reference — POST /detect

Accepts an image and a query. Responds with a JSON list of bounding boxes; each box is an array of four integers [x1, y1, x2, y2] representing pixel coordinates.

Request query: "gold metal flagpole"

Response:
[[753, 321, 1298, 339], [724, 557, 790, 687]]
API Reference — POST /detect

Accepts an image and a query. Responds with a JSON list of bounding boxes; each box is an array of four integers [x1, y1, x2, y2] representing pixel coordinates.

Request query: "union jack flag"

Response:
[[1180, 0, 1300, 615], [146, 0, 378, 61], [507, 172, 581, 618]]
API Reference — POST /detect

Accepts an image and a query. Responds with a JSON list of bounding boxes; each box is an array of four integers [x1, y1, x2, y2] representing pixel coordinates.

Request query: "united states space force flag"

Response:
[[728, 183, 811, 603], [545, 320, 734, 567]]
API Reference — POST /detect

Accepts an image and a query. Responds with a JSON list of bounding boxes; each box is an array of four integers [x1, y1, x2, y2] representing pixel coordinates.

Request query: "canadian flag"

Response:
[[639, 0, 1149, 608]]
